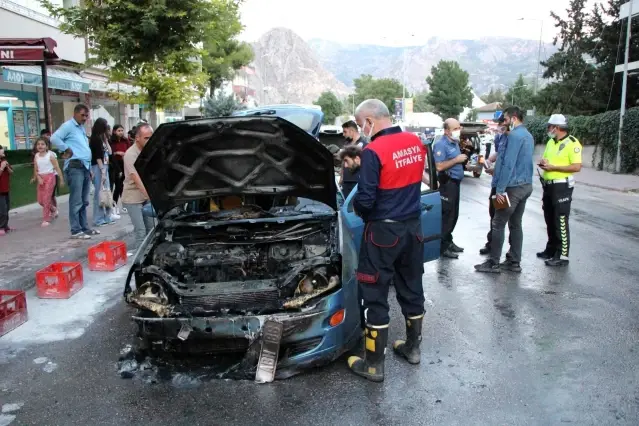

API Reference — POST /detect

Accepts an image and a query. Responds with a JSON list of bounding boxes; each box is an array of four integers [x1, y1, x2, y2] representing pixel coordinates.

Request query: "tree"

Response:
[[42, 0, 236, 126], [413, 91, 434, 113], [586, 0, 639, 111], [481, 88, 506, 104], [313, 91, 344, 124], [202, 0, 254, 94], [465, 109, 478, 121], [426, 61, 473, 118], [202, 92, 246, 117], [532, 0, 639, 115], [350, 74, 407, 114], [504, 74, 536, 111]]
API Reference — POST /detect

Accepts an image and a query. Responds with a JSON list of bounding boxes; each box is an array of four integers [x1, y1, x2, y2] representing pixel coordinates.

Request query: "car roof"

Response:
[[232, 105, 324, 138]]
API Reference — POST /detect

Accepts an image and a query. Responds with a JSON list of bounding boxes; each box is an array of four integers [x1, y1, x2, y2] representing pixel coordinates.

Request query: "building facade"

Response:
[[0, 0, 144, 150]]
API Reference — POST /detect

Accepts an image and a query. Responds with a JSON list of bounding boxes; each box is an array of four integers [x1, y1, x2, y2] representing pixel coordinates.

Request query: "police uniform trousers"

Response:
[[356, 218, 425, 326], [439, 177, 461, 250], [542, 180, 574, 257]]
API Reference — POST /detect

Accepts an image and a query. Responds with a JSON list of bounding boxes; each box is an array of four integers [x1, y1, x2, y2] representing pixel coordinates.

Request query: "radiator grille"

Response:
[[180, 288, 279, 311]]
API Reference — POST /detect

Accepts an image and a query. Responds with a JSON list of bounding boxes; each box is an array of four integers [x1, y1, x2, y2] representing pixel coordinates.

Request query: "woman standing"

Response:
[[109, 124, 129, 215], [31, 137, 64, 227], [89, 118, 118, 226]]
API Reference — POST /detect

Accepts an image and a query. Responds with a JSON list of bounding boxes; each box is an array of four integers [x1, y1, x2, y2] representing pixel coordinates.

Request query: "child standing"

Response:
[[0, 145, 13, 235], [31, 138, 64, 227]]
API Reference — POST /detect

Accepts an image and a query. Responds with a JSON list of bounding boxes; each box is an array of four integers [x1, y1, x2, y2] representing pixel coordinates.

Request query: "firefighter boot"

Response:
[[347, 324, 389, 382], [393, 314, 424, 365]]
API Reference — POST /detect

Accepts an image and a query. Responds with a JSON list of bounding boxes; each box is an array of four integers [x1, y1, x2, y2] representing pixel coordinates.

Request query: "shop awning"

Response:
[[0, 38, 59, 63], [2, 65, 90, 93]]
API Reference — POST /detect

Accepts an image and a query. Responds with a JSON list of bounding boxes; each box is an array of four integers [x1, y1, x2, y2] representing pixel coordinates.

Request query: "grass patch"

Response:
[[8, 164, 69, 209]]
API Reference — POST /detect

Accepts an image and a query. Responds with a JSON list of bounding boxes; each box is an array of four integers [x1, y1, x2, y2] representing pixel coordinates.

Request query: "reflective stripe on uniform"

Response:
[[560, 215, 568, 256]]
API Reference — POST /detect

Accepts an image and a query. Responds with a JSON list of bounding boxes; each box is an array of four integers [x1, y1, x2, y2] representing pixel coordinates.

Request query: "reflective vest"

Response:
[[542, 134, 583, 180]]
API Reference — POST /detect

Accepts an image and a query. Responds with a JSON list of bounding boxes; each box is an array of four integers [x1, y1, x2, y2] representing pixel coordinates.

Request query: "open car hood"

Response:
[[135, 116, 338, 217]]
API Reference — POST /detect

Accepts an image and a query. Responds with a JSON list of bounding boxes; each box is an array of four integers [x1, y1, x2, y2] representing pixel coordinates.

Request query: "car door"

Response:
[[340, 139, 441, 263]]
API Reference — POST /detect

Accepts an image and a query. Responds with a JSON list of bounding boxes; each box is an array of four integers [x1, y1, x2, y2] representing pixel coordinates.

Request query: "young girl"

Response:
[[0, 145, 13, 235], [31, 138, 64, 227]]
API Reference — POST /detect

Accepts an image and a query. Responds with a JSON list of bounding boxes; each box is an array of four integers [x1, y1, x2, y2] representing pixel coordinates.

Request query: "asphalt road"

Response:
[[1, 175, 638, 426]]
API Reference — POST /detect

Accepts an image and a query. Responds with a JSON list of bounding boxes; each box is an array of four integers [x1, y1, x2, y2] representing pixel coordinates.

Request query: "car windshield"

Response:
[[242, 109, 317, 134], [272, 111, 316, 133]]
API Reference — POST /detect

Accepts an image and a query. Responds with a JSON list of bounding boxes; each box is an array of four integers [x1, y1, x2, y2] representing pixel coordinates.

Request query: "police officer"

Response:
[[339, 120, 368, 199], [347, 99, 426, 382], [538, 114, 582, 267], [433, 118, 467, 259]]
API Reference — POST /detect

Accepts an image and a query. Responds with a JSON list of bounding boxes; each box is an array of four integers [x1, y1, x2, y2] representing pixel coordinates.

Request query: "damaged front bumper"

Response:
[[131, 288, 360, 380]]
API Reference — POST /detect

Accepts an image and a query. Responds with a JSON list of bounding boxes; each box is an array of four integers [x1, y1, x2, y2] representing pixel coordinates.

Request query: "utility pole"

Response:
[[616, 0, 636, 173]]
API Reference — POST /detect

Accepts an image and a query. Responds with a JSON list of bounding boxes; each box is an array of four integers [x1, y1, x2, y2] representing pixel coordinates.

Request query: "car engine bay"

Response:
[[127, 214, 342, 318]]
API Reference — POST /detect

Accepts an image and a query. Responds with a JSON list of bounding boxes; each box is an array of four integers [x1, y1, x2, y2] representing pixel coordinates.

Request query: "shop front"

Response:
[[0, 88, 40, 150], [0, 65, 90, 148]]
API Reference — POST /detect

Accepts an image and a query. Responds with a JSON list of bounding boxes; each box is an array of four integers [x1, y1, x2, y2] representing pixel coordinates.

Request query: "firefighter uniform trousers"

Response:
[[542, 179, 574, 257], [439, 178, 461, 250], [356, 218, 425, 326]]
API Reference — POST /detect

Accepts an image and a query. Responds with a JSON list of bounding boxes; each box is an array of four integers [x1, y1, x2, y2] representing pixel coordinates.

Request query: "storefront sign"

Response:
[[3, 68, 89, 93], [0, 46, 45, 62]]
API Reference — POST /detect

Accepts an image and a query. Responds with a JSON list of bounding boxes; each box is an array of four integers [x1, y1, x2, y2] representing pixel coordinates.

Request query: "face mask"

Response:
[[451, 130, 461, 140], [365, 120, 375, 138], [508, 120, 516, 131]]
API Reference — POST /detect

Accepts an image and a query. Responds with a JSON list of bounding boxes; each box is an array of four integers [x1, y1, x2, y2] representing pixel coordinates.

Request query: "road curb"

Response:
[[578, 181, 639, 193], [1, 227, 135, 293]]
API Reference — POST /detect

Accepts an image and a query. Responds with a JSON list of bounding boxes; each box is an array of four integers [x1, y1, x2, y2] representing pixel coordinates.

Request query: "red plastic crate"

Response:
[[88, 241, 127, 272], [0, 290, 28, 336], [35, 262, 84, 299]]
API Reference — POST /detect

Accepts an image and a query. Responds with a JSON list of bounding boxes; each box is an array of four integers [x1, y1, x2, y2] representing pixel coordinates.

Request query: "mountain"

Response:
[[307, 37, 557, 95], [250, 28, 350, 105]]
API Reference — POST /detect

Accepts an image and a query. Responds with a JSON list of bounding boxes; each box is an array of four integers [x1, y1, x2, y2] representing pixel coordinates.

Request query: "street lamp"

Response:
[[510, 84, 529, 105], [382, 34, 415, 122], [517, 18, 544, 96], [615, 0, 638, 173], [490, 83, 528, 105]]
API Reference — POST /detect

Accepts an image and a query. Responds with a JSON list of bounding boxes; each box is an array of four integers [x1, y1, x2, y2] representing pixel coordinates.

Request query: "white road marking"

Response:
[[1, 403, 23, 413]]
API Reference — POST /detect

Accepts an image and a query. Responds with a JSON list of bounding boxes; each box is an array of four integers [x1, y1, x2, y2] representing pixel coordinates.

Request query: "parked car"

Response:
[[123, 106, 442, 380], [460, 122, 488, 178]]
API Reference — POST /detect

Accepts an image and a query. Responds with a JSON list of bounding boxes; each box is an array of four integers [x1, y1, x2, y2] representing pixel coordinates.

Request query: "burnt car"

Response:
[[123, 106, 442, 381]]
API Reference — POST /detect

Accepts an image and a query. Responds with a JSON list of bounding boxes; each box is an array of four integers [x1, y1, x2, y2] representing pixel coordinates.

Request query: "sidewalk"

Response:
[[0, 195, 134, 291], [575, 167, 639, 193]]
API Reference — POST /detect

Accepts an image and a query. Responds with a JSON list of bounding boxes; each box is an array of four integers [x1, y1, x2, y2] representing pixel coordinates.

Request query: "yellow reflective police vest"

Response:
[[542, 135, 583, 180]]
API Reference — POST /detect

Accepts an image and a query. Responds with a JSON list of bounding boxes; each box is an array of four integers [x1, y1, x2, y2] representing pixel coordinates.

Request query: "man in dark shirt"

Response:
[[339, 120, 368, 199], [347, 99, 426, 383]]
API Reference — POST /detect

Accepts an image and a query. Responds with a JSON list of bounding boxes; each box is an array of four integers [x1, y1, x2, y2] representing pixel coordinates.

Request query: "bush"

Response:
[[525, 107, 639, 173], [8, 164, 70, 209], [4, 149, 35, 166]]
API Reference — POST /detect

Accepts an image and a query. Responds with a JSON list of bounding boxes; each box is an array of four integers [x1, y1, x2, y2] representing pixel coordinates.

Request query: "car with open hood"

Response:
[[123, 106, 442, 381]]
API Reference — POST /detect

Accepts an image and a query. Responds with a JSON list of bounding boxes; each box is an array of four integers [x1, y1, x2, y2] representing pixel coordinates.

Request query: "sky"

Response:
[[239, 0, 578, 46]]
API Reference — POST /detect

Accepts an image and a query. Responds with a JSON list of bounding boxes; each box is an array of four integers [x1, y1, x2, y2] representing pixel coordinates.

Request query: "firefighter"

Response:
[[347, 99, 426, 382], [538, 114, 582, 267]]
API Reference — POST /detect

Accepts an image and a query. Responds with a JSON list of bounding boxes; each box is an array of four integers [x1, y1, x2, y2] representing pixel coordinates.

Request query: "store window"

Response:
[[0, 90, 40, 150]]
